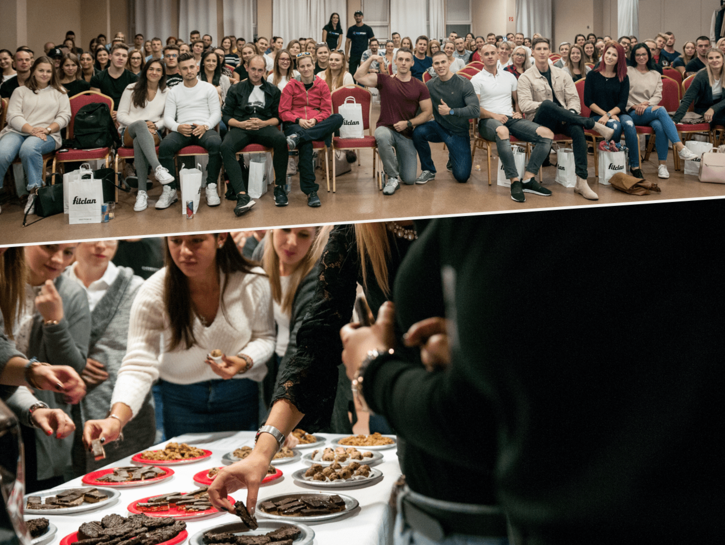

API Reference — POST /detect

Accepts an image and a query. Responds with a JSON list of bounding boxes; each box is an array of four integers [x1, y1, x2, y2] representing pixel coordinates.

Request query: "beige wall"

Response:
[[25, 0, 82, 55], [257, 0, 273, 43], [638, 0, 718, 44], [0, 0, 27, 51], [347, 0, 362, 28], [472, 0, 510, 36], [552, 0, 595, 46]]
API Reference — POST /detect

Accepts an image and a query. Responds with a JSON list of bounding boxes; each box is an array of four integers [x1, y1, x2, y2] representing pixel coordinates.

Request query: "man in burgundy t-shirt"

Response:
[[354, 48, 433, 195]]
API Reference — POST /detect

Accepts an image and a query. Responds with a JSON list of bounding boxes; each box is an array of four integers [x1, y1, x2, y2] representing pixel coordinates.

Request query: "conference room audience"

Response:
[[346, 10, 375, 76], [661, 32, 680, 64], [319, 50, 354, 92], [497, 41, 512, 68], [361, 39, 385, 74], [453, 37, 471, 64], [685, 36, 710, 76], [233, 44, 260, 83], [221, 36, 240, 67], [146, 38, 163, 62], [268, 50, 300, 92], [127, 49, 145, 76], [583, 41, 597, 63], [90, 44, 137, 115], [163, 45, 183, 88], [411, 36, 432, 81], [673, 48, 725, 127], [428, 40, 441, 57], [1, 49, 31, 99], [58, 54, 90, 97], [553, 42, 569, 68], [383, 40, 397, 73], [322, 13, 344, 51], [563, 44, 592, 82], [442, 40, 465, 74], [199, 49, 231, 108], [315, 44, 331, 74]]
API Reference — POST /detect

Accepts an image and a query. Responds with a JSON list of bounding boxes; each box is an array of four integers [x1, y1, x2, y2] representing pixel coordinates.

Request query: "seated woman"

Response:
[[255, 227, 331, 417], [94, 45, 109, 71], [221, 36, 240, 67], [305, 40, 317, 60], [287, 40, 302, 70], [315, 44, 330, 74], [672, 41, 695, 76], [1, 49, 16, 83], [584, 40, 598, 64], [401, 37, 413, 51], [117, 59, 173, 212], [505, 46, 530, 79], [58, 53, 91, 97], [200, 49, 232, 107], [127, 49, 145, 76], [443, 40, 465, 74], [0, 56, 70, 216], [563, 44, 591, 82], [319, 50, 354, 91], [673, 48, 725, 128], [428, 39, 441, 57], [213, 48, 236, 79], [383, 40, 396, 74], [622, 43, 699, 179], [233, 44, 259, 83], [63, 240, 155, 474], [497, 41, 512, 68], [82, 234, 275, 446], [268, 50, 300, 92], [79, 52, 97, 83]]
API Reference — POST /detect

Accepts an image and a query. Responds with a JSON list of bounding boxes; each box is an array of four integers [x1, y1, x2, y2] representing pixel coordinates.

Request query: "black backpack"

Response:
[[63, 102, 120, 149]]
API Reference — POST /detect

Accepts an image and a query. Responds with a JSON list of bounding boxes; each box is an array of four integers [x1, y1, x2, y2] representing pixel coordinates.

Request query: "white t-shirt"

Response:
[[249, 83, 265, 108], [267, 70, 299, 92], [264, 54, 274, 72], [713, 79, 723, 100], [67, 261, 120, 312], [471, 67, 518, 116], [273, 276, 292, 357]]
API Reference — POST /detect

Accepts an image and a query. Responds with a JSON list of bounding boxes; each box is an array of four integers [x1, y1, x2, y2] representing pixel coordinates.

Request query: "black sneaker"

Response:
[[446, 159, 452, 172], [274, 186, 288, 207], [307, 191, 321, 207], [521, 177, 552, 196], [125, 175, 139, 189], [286, 134, 300, 151], [630, 168, 644, 179], [234, 193, 256, 216], [510, 180, 525, 203], [225, 183, 236, 201]]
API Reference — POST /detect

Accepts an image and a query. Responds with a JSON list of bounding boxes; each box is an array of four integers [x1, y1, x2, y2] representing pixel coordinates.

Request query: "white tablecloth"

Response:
[[28, 431, 401, 545]]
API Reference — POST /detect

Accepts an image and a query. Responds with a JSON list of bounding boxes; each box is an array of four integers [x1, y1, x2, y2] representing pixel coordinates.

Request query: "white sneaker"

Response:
[[678, 146, 699, 161], [155, 186, 178, 209], [154, 165, 175, 185], [134, 190, 148, 211], [383, 177, 400, 195], [24, 193, 36, 215], [657, 165, 670, 179], [206, 183, 221, 207]]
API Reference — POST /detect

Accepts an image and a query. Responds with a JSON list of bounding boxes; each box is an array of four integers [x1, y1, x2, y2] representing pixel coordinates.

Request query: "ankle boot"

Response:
[[575, 177, 598, 200]]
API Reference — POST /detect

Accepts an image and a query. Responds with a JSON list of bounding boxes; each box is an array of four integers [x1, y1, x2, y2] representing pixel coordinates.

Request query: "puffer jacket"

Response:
[[279, 75, 332, 124]]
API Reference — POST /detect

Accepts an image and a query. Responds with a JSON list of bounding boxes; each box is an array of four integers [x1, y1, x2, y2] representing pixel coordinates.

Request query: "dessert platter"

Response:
[[82, 466, 174, 487], [132, 443, 212, 465], [288, 429, 327, 450], [292, 463, 383, 489], [222, 446, 300, 466], [300, 446, 383, 467], [256, 493, 359, 523], [26, 518, 57, 545], [127, 486, 233, 520], [331, 433, 396, 450], [58, 513, 187, 545], [193, 465, 283, 487], [24, 487, 120, 515], [191, 521, 315, 545]]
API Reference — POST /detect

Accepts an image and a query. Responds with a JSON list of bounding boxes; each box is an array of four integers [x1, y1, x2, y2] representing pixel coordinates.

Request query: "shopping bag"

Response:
[[179, 163, 203, 216], [597, 150, 627, 186], [555, 148, 577, 188], [699, 150, 725, 183], [247, 156, 268, 199], [338, 97, 364, 139], [68, 173, 103, 224], [684, 141, 713, 176], [63, 163, 94, 214], [496, 145, 526, 187]]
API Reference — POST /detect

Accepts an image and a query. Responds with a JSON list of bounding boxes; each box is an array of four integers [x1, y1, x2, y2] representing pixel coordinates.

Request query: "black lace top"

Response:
[[271, 223, 416, 432]]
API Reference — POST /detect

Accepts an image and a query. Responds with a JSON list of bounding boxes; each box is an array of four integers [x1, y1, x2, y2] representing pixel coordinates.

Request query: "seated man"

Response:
[[361, 38, 385, 73], [355, 48, 433, 195], [90, 43, 137, 117], [220, 55, 287, 216], [411, 36, 432, 81], [517, 37, 613, 201], [279, 52, 343, 208], [472, 44, 554, 203], [0, 48, 33, 99], [158, 53, 222, 210], [412, 51, 479, 184]]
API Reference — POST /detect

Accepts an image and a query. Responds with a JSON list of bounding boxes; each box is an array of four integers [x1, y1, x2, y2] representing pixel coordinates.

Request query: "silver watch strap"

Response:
[[256, 425, 285, 449]]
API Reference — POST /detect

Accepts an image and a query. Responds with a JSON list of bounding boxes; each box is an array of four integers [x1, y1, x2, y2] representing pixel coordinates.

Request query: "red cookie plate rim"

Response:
[[60, 529, 187, 545], [192, 467, 283, 486], [82, 467, 175, 487], [131, 449, 212, 465]]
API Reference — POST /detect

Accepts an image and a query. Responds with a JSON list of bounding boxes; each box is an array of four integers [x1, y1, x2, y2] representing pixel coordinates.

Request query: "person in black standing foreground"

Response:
[[345, 11, 374, 79], [340, 201, 724, 545], [220, 55, 287, 217]]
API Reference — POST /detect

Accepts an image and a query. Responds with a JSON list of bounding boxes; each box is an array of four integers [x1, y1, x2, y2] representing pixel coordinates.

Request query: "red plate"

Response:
[[60, 529, 187, 545], [82, 466, 174, 487], [131, 449, 212, 465], [127, 494, 235, 519], [193, 467, 283, 486]]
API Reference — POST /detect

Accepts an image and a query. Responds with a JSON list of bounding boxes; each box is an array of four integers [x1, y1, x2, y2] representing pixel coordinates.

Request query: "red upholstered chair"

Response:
[[331, 85, 379, 192], [387, 63, 394, 75], [422, 71, 433, 83], [663, 68, 682, 88], [0, 98, 7, 129], [673, 74, 714, 170]]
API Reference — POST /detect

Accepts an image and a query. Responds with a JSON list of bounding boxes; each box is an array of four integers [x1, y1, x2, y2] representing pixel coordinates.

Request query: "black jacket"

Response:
[[221, 78, 281, 126], [673, 69, 725, 122]]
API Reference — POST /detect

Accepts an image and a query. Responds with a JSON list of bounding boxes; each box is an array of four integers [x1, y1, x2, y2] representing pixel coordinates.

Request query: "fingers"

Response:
[[246, 481, 260, 516], [82, 421, 100, 448], [54, 412, 76, 439], [420, 334, 450, 369], [339, 322, 361, 344], [375, 301, 395, 328], [404, 317, 446, 347], [33, 411, 55, 436]]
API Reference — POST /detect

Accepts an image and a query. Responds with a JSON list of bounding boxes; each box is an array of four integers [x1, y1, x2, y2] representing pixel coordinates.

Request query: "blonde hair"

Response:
[[355, 223, 393, 296], [511, 46, 530, 71], [0, 248, 26, 337], [566, 44, 588, 75], [706, 48, 724, 86], [262, 227, 332, 316], [324, 50, 348, 91]]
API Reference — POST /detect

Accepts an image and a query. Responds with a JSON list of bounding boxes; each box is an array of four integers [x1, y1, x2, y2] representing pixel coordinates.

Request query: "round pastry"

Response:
[[350, 451, 362, 460], [329, 462, 342, 470], [334, 447, 346, 456], [313, 473, 326, 481], [328, 472, 341, 481], [321, 467, 334, 477], [339, 468, 353, 479], [335, 454, 348, 463], [363, 451, 373, 458], [347, 462, 360, 471], [304, 467, 317, 477], [311, 450, 319, 459]]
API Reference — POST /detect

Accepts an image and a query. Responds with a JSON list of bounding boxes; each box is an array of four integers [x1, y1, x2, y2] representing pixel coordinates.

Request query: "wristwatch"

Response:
[[352, 348, 394, 413], [43, 319, 59, 327], [237, 354, 253, 374], [28, 402, 50, 427], [24, 358, 50, 389], [406, 120, 413, 129], [449, 109, 455, 116], [46, 127, 52, 134], [256, 425, 285, 451]]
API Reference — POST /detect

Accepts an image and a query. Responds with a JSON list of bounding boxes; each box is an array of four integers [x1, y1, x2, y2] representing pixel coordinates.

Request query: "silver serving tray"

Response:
[[29, 520, 57, 545], [330, 436, 397, 450], [291, 435, 329, 449], [24, 487, 120, 515], [189, 521, 314, 545], [291, 467, 383, 489], [222, 450, 301, 466], [300, 449, 383, 467], [256, 492, 359, 523]]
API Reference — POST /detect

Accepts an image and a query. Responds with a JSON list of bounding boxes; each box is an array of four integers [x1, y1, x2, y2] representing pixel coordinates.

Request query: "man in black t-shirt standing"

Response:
[[90, 43, 137, 119], [346, 10, 374, 79]]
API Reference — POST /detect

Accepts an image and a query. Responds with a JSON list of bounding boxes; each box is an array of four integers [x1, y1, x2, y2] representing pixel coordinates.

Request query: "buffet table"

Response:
[[27, 431, 401, 545]]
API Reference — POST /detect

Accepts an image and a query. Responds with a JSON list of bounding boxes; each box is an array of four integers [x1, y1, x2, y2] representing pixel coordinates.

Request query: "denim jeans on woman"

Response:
[[478, 117, 553, 180], [0, 133, 56, 190], [623, 106, 681, 164], [591, 113, 637, 167], [412, 121, 472, 183]]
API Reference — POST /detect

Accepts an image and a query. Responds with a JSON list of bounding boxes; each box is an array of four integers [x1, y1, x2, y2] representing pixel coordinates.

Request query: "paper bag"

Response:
[[63, 163, 94, 214], [68, 173, 103, 224], [180, 163, 203, 216], [339, 97, 364, 139], [597, 150, 627, 186], [555, 148, 577, 188], [248, 156, 269, 199], [496, 145, 526, 187]]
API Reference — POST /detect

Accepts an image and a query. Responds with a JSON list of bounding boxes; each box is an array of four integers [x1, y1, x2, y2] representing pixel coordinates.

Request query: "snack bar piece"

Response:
[[236, 536, 271, 545], [137, 502, 169, 512], [26, 496, 42, 510], [91, 439, 106, 461], [85, 490, 109, 503], [234, 500, 258, 530], [26, 518, 50, 538]]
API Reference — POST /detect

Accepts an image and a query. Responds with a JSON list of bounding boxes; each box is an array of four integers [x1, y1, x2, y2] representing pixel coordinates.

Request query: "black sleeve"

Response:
[[583, 70, 595, 109], [672, 72, 702, 123], [616, 76, 629, 113], [221, 85, 237, 126], [685, 59, 701, 73], [368, 26, 375, 39], [270, 87, 281, 120], [90, 73, 101, 88], [346, 27, 353, 39]]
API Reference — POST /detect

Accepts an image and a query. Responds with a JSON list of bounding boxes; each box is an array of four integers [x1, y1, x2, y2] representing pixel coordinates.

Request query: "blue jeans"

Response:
[[159, 378, 259, 438], [412, 121, 472, 183], [593, 113, 636, 167], [625, 106, 681, 163], [0, 132, 56, 190]]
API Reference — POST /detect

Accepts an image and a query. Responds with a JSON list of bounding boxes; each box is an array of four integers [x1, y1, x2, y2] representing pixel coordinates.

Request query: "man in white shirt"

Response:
[[256, 37, 274, 72], [472, 44, 554, 203], [158, 53, 222, 210]]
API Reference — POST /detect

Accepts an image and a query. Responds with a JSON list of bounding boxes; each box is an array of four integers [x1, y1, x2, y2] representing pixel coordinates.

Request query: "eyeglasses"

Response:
[[296, 52, 312, 58], [165, 54, 178, 58]]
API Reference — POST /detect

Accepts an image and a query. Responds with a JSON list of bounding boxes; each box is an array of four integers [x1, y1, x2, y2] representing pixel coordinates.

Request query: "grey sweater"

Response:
[[425, 74, 480, 136], [0, 316, 40, 426], [65, 266, 156, 474]]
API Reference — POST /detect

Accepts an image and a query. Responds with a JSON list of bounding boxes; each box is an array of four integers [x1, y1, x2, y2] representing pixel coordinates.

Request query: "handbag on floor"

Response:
[[22, 184, 64, 227], [699, 150, 725, 183], [555, 148, 577, 188], [496, 145, 526, 187], [609, 173, 661, 195], [597, 150, 627, 186], [247, 156, 269, 199], [684, 141, 713, 175]]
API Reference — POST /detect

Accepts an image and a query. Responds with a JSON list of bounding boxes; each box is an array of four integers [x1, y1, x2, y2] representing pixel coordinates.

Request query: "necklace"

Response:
[[387, 222, 417, 240]]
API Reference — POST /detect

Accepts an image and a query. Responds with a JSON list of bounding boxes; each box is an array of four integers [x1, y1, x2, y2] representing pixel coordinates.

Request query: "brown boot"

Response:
[[575, 177, 598, 200]]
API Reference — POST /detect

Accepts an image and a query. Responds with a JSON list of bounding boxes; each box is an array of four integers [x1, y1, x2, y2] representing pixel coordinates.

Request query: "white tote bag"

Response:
[[684, 141, 713, 176], [496, 145, 526, 187], [597, 150, 627, 185], [338, 96, 364, 139], [247, 156, 270, 199], [555, 148, 578, 188], [179, 164, 203, 216], [63, 163, 94, 214], [68, 174, 103, 224]]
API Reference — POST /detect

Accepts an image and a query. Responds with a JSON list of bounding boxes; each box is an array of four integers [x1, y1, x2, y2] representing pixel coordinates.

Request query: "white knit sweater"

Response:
[[112, 267, 275, 417], [0, 85, 71, 148], [116, 83, 169, 130]]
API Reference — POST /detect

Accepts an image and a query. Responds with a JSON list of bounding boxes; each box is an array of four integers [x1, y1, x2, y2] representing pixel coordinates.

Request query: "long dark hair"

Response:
[[163, 234, 263, 351], [131, 59, 166, 109], [327, 12, 342, 32], [199, 49, 221, 86], [630, 43, 656, 72], [94, 45, 109, 70], [0, 248, 25, 337]]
